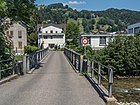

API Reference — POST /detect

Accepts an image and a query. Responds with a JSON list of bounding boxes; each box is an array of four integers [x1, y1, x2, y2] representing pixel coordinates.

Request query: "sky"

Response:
[[35, 0, 140, 11]]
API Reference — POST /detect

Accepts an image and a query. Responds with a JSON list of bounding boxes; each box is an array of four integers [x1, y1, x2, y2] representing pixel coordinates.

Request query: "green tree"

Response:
[[27, 32, 38, 46], [0, 0, 12, 60], [66, 20, 80, 45], [93, 35, 140, 76], [6, 0, 37, 34]]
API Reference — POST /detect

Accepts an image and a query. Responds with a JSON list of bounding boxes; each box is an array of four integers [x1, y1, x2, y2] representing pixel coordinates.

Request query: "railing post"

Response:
[[83, 59, 87, 73], [98, 63, 101, 85], [108, 68, 113, 97], [74, 54, 76, 68], [80, 55, 83, 73], [0, 63, 1, 80], [40, 51, 42, 61], [71, 51, 72, 62], [88, 60, 92, 77], [91, 61, 94, 78], [73, 53, 75, 65], [87, 59, 91, 74], [36, 53, 38, 65], [26, 55, 30, 73], [12, 59, 15, 75], [23, 55, 27, 74], [76, 56, 78, 70]]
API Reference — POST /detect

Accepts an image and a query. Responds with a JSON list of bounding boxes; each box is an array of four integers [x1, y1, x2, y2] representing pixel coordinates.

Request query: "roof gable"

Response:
[[37, 23, 66, 32]]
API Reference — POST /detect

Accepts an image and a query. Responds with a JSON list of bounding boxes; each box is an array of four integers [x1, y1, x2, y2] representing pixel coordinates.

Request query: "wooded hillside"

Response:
[[37, 3, 140, 34]]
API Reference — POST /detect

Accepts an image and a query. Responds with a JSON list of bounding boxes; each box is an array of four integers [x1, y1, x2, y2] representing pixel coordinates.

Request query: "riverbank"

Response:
[[113, 77, 140, 103]]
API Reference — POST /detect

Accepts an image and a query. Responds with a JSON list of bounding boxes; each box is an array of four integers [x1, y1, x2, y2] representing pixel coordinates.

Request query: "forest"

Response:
[[38, 3, 140, 34]]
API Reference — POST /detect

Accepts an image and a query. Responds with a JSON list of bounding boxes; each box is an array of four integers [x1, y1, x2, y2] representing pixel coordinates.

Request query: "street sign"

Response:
[[82, 37, 88, 45]]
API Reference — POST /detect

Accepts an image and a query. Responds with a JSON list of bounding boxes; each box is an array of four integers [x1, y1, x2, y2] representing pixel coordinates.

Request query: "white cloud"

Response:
[[64, 1, 86, 5]]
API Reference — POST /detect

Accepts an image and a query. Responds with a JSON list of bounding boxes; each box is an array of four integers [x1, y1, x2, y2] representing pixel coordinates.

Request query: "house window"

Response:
[[44, 36, 48, 39], [18, 41, 22, 49], [61, 31, 64, 33], [6, 31, 9, 35], [99, 37, 106, 45], [18, 31, 22, 38], [7, 31, 14, 38], [51, 36, 53, 39], [56, 31, 58, 33], [87, 37, 91, 44], [46, 31, 48, 33], [10, 31, 13, 35], [50, 30, 53, 33]]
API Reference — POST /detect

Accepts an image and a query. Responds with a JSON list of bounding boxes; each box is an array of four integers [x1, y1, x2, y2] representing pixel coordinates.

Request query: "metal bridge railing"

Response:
[[23, 48, 49, 73], [0, 48, 48, 81], [0, 59, 23, 80], [64, 48, 113, 98]]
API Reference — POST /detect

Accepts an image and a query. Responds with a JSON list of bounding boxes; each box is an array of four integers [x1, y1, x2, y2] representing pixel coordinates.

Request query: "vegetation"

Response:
[[92, 33, 140, 76], [66, 19, 80, 45], [69, 32, 140, 76], [38, 3, 140, 34], [0, 0, 38, 60], [24, 45, 39, 54], [0, 0, 12, 60]]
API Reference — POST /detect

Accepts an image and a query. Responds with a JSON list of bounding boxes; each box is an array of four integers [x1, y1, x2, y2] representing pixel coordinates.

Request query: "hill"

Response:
[[37, 3, 140, 33]]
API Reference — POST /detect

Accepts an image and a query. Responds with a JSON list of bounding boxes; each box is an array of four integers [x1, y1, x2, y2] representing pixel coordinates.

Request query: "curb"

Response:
[[0, 74, 18, 85]]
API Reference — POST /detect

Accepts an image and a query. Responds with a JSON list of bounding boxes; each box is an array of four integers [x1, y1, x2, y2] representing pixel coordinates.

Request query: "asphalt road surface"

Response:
[[0, 51, 105, 105]]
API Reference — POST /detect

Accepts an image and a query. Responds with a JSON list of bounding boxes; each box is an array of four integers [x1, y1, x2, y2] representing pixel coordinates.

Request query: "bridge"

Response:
[[0, 49, 116, 105]]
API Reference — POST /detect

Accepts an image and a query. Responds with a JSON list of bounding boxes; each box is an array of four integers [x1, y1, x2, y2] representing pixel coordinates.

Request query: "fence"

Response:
[[0, 48, 48, 81], [64, 48, 113, 98], [0, 59, 23, 80], [23, 48, 48, 73]]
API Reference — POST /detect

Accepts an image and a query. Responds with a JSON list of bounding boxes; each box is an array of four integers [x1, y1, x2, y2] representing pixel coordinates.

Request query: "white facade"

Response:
[[127, 22, 140, 34], [38, 25, 65, 49], [80, 34, 116, 50]]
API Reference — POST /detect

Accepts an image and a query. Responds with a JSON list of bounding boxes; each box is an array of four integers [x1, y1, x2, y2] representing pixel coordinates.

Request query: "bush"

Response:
[[93, 35, 140, 76], [24, 45, 39, 54]]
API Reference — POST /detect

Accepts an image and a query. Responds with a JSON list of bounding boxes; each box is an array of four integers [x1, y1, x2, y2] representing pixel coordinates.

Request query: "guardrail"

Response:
[[0, 48, 48, 81], [23, 48, 48, 73], [0, 59, 23, 80], [64, 48, 113, 98]]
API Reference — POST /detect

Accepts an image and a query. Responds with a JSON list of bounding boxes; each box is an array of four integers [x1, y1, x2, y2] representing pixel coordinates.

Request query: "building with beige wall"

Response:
[[5, 21, 27, 55]]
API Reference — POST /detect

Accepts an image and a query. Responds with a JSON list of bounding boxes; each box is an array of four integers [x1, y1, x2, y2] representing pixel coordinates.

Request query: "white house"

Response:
[[127, 22, 140, 34], [5, 19, 27, 55], [37, 23, 65, 49], [79, 34, 117, 50]]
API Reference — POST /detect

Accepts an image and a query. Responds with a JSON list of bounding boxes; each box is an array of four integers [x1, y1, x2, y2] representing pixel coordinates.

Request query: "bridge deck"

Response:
[[0, 51, 105, 105]]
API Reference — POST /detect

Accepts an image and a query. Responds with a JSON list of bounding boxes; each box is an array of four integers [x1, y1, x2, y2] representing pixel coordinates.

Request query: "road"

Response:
[[0, 51, 105, 105]]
